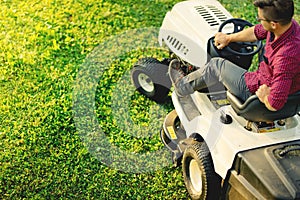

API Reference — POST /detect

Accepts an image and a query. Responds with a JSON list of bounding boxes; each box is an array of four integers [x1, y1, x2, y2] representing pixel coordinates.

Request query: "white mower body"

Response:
[[158, 0, 233, 68], [159, 0, 300, 180], [171, 92, 300, 178]]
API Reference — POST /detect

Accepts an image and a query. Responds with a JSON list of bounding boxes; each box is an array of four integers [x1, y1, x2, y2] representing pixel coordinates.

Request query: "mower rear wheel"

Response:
[[182, 142, 221, 200], [131, 58, 171, 103]]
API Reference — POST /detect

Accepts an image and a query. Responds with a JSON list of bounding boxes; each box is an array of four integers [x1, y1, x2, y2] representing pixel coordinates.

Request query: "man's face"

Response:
[[257, 8, 274, 32]]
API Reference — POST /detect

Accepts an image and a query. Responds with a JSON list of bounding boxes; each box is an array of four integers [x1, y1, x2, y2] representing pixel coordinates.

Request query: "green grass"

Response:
[[0, 0, 299, 199]]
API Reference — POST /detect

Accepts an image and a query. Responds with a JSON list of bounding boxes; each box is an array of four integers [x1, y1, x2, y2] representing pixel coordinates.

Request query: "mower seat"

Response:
[[227, 91, 300, 122]]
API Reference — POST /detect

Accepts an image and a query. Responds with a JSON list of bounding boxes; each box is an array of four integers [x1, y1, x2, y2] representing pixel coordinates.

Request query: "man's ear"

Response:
[[270, 21, 279, 29]]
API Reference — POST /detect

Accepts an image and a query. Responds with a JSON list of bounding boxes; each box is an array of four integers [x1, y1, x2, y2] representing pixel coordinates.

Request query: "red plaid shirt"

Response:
[[245, 19, 300, 110]]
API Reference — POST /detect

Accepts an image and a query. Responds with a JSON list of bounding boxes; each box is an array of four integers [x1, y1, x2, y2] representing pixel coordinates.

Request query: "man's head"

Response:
[[254, 0, 294, 26]]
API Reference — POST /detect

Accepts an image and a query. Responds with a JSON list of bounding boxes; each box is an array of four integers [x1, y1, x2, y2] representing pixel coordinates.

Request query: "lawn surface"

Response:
[[0, 0, 299, 199]]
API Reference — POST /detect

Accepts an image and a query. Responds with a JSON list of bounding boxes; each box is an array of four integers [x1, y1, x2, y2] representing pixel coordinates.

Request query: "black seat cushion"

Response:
[[227, 91, 300, 122]]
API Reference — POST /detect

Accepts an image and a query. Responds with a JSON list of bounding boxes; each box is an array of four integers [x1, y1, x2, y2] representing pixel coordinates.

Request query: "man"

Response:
[[169, 0, 300, 111]]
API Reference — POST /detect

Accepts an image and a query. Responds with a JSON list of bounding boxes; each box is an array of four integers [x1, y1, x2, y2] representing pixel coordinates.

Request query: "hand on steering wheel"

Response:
[[216, 18, 263, 56], [214, 32, 231, 50]]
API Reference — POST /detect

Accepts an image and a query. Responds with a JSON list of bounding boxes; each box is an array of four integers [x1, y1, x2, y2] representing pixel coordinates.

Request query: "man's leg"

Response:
[[169, 58, 252, 101]]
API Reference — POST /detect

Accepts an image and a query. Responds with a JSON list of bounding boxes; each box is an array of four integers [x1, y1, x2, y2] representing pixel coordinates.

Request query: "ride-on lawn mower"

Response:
[[131, 0, 300, 199]]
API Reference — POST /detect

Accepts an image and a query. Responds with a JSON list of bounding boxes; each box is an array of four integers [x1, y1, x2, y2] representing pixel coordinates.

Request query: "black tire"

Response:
[[182, 142, 221, 200], [131, 58, 171, 103]]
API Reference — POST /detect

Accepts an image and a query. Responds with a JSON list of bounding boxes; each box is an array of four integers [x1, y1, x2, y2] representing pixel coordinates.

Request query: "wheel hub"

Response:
[[138, 73, 154, 93], [190, 159, 203, 194]]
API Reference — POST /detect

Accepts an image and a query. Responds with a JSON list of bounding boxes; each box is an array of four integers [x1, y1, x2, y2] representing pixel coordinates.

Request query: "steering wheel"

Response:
[[218, 18, 263, 56]]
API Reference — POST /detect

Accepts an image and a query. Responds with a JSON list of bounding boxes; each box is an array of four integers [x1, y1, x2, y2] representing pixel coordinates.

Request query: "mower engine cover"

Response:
[[158, 0, 233, 68]]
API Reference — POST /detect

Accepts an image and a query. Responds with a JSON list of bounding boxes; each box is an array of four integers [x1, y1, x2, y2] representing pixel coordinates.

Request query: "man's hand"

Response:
[[214, 32, 231, 49], [256, 84, 277, 111], [214, 26, 257, 50]]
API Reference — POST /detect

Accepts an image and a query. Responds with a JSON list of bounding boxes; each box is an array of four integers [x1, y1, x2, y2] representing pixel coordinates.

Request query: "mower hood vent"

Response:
[[194, 5, 227, 27], [166, 35, 189, 55]]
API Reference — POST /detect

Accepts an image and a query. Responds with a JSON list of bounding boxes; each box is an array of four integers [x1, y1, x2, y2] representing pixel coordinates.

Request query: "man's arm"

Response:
[[214, 26, 257, 49]]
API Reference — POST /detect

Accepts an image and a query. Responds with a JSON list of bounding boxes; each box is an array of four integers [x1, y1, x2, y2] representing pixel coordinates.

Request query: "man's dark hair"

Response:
[[253, 0, 294, 25]]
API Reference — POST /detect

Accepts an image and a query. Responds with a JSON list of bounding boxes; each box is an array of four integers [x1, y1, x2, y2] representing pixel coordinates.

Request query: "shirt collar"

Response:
[[270, 19, 296, 49]]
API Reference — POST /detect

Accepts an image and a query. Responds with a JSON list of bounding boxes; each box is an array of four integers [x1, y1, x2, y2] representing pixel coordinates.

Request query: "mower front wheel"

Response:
[[131, 58, 171, 103], [182, 142, 221, 200]]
